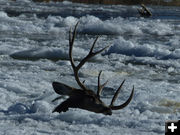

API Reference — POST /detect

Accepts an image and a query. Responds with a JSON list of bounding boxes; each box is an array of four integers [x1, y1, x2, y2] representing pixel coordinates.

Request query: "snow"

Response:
[[0, 0, 180, 135]]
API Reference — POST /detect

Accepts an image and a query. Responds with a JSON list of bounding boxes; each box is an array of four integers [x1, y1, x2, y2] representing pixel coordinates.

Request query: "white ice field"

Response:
[[0, 1, 180, 135]]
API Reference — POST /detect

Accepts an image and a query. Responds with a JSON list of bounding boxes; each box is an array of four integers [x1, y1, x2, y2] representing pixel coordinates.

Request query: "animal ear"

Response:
[[52, 82, 74, 95]]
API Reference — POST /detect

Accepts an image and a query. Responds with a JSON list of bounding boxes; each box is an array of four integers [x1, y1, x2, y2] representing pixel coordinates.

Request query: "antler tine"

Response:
[[110, 86, 134, 110], [69, 22, 79, 69], [69, 27, 72, 44], [91, 44, 110, 57], [89, 36, 100, 53], [97, 71, 108, 98], [110, 79, 125, 107], [71, 22, 79, 45], [69, 22, 79, 45], [76, 40, 109, 71]]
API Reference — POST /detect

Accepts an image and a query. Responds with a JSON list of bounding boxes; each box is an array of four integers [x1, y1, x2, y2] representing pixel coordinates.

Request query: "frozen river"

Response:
[[0, 0, 180, 135]]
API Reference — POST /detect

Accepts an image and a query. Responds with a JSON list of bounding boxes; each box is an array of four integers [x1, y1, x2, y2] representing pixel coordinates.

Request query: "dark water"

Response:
[[1, 1, 180, 20]]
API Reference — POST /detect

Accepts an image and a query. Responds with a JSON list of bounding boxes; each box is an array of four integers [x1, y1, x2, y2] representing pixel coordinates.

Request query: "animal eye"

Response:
[[88, 96, 95, 101], [90, 97, 95, 101]]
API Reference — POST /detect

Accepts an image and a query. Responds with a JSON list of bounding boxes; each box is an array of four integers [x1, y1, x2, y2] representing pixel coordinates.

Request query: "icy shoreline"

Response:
[[33, 0, 180, 6]]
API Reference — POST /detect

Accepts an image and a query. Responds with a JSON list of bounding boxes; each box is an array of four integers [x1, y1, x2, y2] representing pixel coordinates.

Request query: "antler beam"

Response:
[[69, 22, 109, 90]]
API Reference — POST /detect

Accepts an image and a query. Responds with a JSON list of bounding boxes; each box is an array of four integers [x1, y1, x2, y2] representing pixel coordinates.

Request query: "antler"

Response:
[[69, 22, 109, 91], [97, 71, 108, 98], [97, 74, 134, 110], [109, 80, 134, 110]]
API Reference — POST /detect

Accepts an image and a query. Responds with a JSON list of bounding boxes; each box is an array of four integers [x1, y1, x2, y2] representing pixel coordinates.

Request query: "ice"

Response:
[[7, 103, 30, 114], [0, 0, 180, 135], [10, 48, 69, 61], [78, 15, 142, 35], [105, 37, 180, 60], [30, 100, 52, 113], [10, 46, 104, 61]]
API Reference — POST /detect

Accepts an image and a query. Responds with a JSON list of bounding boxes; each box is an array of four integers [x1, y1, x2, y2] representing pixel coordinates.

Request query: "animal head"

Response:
[[52, 22, 134, 115]]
